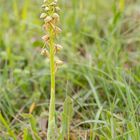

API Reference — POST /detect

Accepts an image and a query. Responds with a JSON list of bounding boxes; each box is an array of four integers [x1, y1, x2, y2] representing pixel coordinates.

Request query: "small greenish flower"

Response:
[[55, 44, 63, 52], [56, 59, 64, 66], [44, 16, 53, 23], [40, 13, 47, 18], [45, 7, 50, 11], [41, 49, 50, 58], [42, 35, 50, 42]]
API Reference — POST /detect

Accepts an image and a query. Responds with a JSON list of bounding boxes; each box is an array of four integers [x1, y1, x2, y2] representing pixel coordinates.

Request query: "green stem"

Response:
[[47, 29, 56, 140], [49, 31, 55, 122]]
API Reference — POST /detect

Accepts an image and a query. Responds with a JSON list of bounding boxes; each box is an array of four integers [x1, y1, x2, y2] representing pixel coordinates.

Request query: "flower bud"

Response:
[[41, 49, 50, 57], [44, 16, 52, 23], [42, 35, 50, 42], [45, 7, 49, 11], [40, 13, 47, 19], [56, 60, 64, 66], [55, 44, 63, 52], [52, 13, 59, 20], [52, 13, 59, 23], [49, 2, 57, 6]]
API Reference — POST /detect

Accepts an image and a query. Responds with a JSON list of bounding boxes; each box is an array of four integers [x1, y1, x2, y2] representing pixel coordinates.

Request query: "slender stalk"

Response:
[[47, 29, 56, 140], [40, 0, 63, 139], [49, 30, 55, 122]]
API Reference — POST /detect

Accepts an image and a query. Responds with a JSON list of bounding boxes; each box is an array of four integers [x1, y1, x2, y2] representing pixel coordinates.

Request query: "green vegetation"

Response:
[[0, 0, 140, 139]]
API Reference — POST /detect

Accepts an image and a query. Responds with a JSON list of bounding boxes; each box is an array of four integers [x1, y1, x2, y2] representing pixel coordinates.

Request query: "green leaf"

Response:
[[0, 113, 16, 140], [30, 115, 42, 140], [23, 128, 33, 140], [47, 118, 57, 140], [59, 96, 74, 140]]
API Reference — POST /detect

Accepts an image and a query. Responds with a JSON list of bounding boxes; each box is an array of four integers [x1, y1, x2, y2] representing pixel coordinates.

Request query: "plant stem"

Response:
[[47, 29, 56, 140]]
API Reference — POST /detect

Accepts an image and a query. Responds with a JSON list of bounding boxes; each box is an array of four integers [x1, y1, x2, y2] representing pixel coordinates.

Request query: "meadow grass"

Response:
[[0, 0, 140, 139]]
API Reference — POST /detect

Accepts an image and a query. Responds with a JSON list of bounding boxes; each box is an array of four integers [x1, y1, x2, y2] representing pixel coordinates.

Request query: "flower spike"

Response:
[[40, 0, 63, 139]]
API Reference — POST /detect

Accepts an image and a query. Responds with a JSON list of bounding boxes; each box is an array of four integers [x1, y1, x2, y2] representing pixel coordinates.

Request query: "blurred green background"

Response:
[[0, 0, 140, 139]]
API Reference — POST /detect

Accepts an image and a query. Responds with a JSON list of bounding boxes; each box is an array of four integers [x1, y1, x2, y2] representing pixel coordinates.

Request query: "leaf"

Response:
[[58, 96, 74, 140], [29, 115, 41, 140], [23, 128, 33, 140], [47, 118, 57, 140], [21, 113, 41, 140], [0, 113, 16, 140]]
